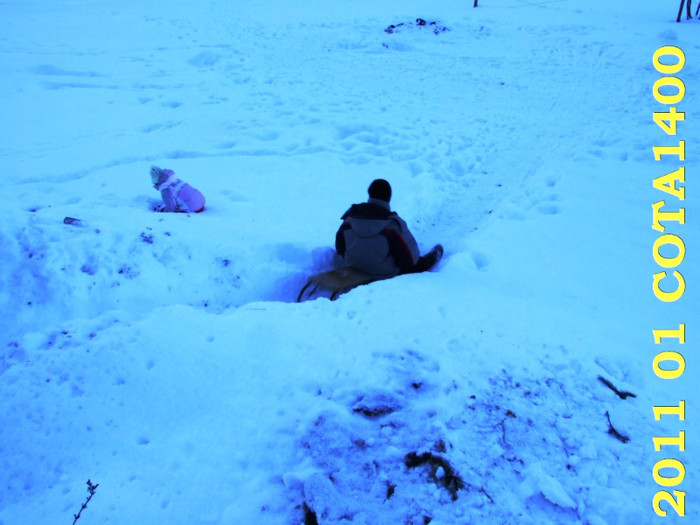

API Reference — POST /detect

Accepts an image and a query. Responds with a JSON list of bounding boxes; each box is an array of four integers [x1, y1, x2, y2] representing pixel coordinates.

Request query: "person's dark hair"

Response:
[[368, 179, 392, 202]]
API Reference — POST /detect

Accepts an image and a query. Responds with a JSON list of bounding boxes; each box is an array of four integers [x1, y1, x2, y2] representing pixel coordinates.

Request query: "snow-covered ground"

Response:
[[1, 1, 698, 523]]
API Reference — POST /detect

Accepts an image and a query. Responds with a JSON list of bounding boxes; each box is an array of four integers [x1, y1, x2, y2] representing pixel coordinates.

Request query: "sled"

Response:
[[297, 267, 377, 302]]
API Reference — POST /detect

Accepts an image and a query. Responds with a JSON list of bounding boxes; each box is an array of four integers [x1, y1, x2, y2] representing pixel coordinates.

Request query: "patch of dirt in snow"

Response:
[[283, 348, 647, 524]]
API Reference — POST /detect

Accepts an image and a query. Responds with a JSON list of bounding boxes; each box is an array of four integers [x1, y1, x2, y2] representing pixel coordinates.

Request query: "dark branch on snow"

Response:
[[72, 479, 99, 524], [598, 376, 636, 400], [605, 411, 630, 444], [405, 452, 465, 500]]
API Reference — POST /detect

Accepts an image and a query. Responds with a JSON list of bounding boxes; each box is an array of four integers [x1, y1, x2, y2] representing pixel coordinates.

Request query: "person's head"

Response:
[[368, 179, 392, 203], [151, 166, 174, 187]]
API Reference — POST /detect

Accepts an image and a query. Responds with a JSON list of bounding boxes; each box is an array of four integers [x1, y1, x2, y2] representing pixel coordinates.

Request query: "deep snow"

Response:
[[0, 1, 698, 524]]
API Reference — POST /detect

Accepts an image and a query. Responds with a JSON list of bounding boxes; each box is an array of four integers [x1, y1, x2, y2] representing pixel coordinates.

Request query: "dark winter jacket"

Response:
[[335, 198, 420, 278]]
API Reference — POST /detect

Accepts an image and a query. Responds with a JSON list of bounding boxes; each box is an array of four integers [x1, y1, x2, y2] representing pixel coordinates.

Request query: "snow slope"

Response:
[[0, 0, 698, 523]]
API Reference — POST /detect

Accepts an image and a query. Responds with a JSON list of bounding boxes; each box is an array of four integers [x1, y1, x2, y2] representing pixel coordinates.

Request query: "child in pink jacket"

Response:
[[151, 166, 206, 213]]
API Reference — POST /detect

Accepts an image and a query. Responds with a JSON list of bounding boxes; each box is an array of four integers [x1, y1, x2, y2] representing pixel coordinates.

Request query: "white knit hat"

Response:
[[150, 166, 174, 187]]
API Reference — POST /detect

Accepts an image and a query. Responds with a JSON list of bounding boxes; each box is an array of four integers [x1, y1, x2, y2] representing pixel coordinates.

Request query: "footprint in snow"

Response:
[[537, 203, 560, 215], [471, 251, 490, 270]]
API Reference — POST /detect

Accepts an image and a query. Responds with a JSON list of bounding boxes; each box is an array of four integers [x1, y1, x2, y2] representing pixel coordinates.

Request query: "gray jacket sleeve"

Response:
[[382, 216, 420, 270], [161, 188, 178, 212], [396, 217, 420, 263]]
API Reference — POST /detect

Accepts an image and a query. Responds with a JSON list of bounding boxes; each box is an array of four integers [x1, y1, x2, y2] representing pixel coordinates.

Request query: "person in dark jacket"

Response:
[[335, 179, 443, 278]]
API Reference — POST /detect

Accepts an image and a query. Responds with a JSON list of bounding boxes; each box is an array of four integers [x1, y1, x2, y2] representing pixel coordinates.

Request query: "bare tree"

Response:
[[677, 0, 694, 22]]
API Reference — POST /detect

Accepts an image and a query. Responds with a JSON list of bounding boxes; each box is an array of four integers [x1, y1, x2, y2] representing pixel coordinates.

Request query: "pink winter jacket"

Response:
[[155, 173, 206, 213]]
